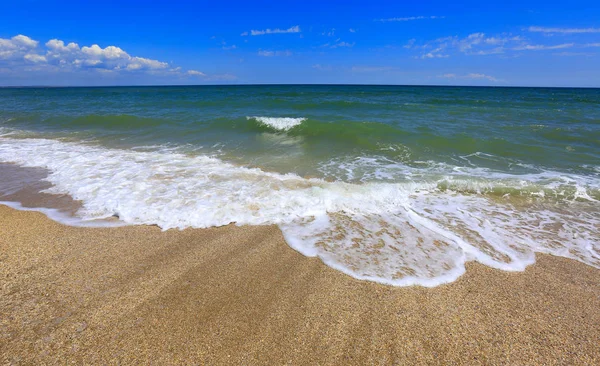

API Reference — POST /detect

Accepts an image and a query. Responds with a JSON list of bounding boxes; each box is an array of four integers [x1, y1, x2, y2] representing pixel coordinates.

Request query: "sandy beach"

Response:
[[1, 204, 599, 365]]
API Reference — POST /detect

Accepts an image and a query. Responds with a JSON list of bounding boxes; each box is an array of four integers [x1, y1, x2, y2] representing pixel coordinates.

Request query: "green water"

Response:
[[1, 85, 598, 181]]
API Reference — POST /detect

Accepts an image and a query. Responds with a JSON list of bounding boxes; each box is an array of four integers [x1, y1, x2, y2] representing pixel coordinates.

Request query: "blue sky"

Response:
[[1, 0, 599, 86]]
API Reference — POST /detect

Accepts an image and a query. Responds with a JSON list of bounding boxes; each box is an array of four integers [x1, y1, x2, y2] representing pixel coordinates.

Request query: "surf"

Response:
[[0, 135, 598, 287]]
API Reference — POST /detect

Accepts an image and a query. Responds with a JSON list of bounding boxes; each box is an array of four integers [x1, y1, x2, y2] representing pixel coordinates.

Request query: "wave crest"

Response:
[[247, 116, 306, 131]]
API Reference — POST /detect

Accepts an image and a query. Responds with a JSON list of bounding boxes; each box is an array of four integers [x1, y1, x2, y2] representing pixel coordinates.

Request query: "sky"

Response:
[[1, 0, 600, 87]]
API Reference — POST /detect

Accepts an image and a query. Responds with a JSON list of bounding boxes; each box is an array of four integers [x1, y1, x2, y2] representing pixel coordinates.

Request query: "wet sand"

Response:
[[1, 204, 599, 365]]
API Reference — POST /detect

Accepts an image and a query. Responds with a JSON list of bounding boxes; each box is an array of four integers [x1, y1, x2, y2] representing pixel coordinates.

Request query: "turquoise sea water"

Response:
[[1, 85, 599, 286]]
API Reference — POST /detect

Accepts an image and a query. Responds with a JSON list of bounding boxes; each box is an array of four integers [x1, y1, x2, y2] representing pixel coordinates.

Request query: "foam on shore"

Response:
[[0, 136, 598, 286]]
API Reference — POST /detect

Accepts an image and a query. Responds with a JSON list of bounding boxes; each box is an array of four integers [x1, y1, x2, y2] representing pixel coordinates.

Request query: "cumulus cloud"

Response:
[[528, 26, 600, 34], [23, 53, 47, 63], [128, 57, 169, 70], [1, 35, 168, 72], [376, 16, 444, 22], [0, 34, 39, 60], [49, 42, 169, 71], [11, 35, 39, 48], [0, 34, 214, 80], [241, 25, 300, 36]]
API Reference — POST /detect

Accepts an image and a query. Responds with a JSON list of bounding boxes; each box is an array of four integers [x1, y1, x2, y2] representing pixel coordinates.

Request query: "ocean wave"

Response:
[[0, 127, 13, 137], [318, 155, 600, 201], [0, 136, 598, 287], [247, 116, 306, 131]]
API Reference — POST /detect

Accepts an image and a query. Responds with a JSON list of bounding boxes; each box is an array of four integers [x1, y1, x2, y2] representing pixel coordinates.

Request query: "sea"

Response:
[[0, 85, 598, 286]]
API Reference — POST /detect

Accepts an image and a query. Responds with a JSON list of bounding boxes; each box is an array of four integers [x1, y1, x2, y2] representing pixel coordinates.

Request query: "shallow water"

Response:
[[1, 85, 598, 286]]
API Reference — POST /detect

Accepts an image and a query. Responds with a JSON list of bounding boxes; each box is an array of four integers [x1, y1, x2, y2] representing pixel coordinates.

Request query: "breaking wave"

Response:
[[247, 116, 306, 131]]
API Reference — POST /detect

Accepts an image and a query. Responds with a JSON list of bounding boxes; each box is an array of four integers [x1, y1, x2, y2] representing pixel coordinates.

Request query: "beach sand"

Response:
[[1, 204, 599, 365]]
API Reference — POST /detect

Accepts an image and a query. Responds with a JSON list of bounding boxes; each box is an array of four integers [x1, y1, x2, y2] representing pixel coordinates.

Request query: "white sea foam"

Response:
[[0, 136, 598, 287], [318, 155, 600, 200], [247, 116, 306, 131], [0, 127, 15, 137], [0, 200, 126, 228]]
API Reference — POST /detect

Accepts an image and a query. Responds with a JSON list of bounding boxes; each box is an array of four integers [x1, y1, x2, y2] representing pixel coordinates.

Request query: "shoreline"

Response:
[[1, 204, 599, 364]]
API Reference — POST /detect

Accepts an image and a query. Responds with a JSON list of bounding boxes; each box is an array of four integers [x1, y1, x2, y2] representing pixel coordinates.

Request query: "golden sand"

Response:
[[1, 205, 599, 365]]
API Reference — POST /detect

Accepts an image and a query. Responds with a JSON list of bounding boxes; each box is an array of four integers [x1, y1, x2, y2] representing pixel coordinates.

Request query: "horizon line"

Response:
[[1, 83, 600, 89]]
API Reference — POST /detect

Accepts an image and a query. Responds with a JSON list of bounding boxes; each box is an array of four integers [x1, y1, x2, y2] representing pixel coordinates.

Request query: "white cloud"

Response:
[[312, 64, 332, 71], [330, 41, 355, 48], [242, 25, 300, 36], [470, 48, 505, 55], [0, 34, 39, 59], [46, 39, 79, 53], [420, 46, 449, 58], [81, 44, 128, 59], [421, 52, 449, 59], [412, 32, 574, 58], [584, 43, 600, 47], [377, 16, 444, 22], [205, 73, 237, 81], [42, 39, 170, 71], [322, 28, 336, 36], [440, 73, 500, 82], [11, 35, 39, 48], [404, 39, 417, 49], [513, 43, 574, 51], [553, 52, 595, 56], [0, 34, 214, 80], [126, 57, 168, 70], [258, 50, 274, 57], [454, 33, 522, 52], [466, 73, 499, 81], [528, 26, 600, 34], [258, 50, 292, 57], [349, 28, 356, 33], [24, 53, 47, 63], [351, 66, 394, 72]]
